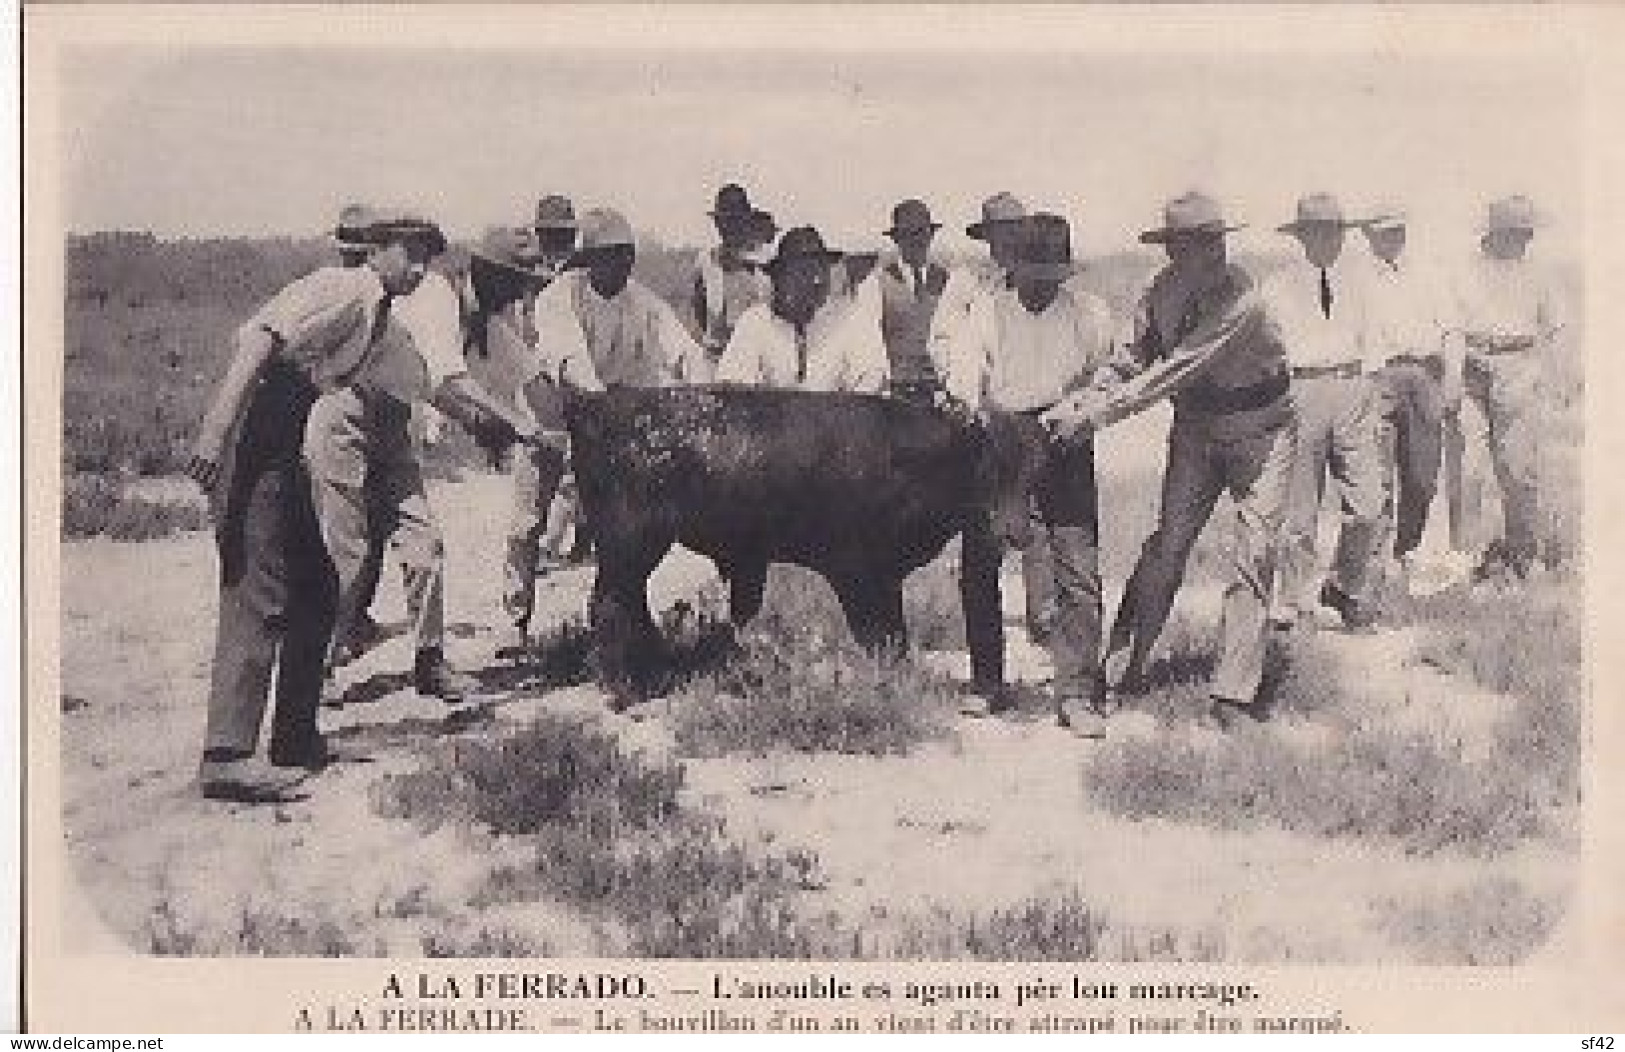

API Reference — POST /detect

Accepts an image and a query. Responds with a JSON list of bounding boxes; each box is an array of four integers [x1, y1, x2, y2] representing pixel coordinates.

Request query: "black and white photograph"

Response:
[[20, 3, 1625, 1035]]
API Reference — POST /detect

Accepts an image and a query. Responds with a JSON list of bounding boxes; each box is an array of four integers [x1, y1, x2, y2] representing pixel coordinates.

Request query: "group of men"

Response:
[[185, 180, 1563, 802]]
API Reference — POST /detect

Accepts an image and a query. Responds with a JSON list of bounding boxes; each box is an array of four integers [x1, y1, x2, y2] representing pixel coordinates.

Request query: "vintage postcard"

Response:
[[18, 2, 1625, 1035]]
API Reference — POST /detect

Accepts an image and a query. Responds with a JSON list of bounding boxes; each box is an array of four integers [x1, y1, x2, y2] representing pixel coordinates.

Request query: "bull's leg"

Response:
[[833, 574, 908, 657], [727, 559, 769, 627], [589, 538, 669, 708]]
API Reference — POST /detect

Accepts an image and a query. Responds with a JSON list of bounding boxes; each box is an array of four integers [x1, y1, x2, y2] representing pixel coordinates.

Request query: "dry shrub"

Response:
[[1373, 876, 1564, 965], [62, 472, 209, 540], [375, 715, 843, 958], [375, 713, 680, 837], [1409, 578, 1582, 804], [668, 566, 958, 758]]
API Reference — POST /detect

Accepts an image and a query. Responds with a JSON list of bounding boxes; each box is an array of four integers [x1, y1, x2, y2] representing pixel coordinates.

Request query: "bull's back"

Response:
[[567, 386, 979, 572]]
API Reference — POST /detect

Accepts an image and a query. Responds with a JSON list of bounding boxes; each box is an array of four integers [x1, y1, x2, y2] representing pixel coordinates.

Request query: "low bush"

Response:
[[62, 473, 209, 541]]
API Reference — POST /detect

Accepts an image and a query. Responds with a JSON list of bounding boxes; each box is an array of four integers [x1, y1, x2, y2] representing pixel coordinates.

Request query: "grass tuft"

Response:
[[62, 473, 209, 540]]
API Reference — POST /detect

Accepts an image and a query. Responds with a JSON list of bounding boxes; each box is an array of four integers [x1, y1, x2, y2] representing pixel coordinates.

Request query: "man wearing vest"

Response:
[[940, 213, 1116, 736], [534, 207, 707, 392], [935, 191, 1059, 647], [878, 199, 951, 404], [1045, 192, 1299, 731], [1264, 193, 1386, 633], [716, 225, 891, 393], [186, 208, 453, 801], [691, 183, 776, 377], [1449, 195, 1565, 582]]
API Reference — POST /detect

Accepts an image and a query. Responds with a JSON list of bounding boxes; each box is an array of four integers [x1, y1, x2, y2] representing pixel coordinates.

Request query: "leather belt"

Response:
[[1291, 361, 1362, 380], [1466, 334, 1536, 356], [1179, 370, 1290, 416], [1387, 353, 1442, 370], [348, 382, 412, 419]]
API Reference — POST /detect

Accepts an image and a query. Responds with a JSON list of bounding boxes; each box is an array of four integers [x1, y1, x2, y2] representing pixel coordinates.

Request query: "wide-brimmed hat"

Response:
[[1011, 213, 1077, 281], [567, 208, 636, 267], [762, 225, 844, 278], [1277, 193, 1353, 234], [1482, 195, 1539, 234], [469, 226, 551, 285], [333, 204, 446, 255], [966, 191, 1028, 240], [534, 194, 578, 232], [331, 203, 373, 252], [885, 199, 942, 239], [1359, 202, 1408, 233], [710, 182, 775, 227], [1138, 191, 1245, 244]]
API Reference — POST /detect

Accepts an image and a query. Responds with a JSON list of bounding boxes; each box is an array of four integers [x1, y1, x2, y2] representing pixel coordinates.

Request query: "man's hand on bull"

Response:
[[468, 411, 523, 468], [1039, 393, 1100, 443], [932, 389, 987, 428]]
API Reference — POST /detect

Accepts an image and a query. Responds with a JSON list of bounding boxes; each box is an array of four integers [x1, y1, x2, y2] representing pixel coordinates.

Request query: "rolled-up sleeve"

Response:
[[245, 267, 373, 358], [651, 294, 707, 386], [939, 293, 993, 407], [532, 278, 599, 390], [393, 272, 468, 389], [715, 305, 771, 385]]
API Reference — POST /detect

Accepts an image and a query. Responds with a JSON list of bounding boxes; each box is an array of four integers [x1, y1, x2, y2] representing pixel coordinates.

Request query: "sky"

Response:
[[54, 17, 1583, 267]]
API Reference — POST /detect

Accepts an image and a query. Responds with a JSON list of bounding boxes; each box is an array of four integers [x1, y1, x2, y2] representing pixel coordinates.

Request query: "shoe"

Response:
[[414, 648, 481, 702], [198, 756, 309, 804], [1101, 647, 1148, 697], [1198, 696, 1265, 733], [331, 612, 390, 668], [959, 681, 1014, 718], [1318, 581, 1377, 633], [1056, 696, 1107, 739], [269, 733, 337, 772], [494, 623, 531, 661]]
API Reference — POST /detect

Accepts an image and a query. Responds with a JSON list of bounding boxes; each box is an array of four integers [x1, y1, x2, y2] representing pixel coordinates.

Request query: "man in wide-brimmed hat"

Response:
[[1446, 194, 1564, 581], [934, 191, 1029, 328], [932, 191, 1065, 647], [691, 183, 777, 373], [1044, 191, 1297, 731], [532, 206, 705, 398], [1355, 205, 1472, 597], [186, 205, 463, 801], [938, 213, 1116, 736], [1262, 192, 1387, 633], [877, 199, 951, 404], [716, 225, 889, 392]]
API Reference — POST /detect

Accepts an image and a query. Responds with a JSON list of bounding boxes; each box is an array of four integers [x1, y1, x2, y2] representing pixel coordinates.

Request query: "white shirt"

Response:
[[347, 270, 470, 409], [1260, 255, 1373, 370], [940, 284, 1116, 412], [533, 270, 704, 390], [715, 297, 890, 394], [1358, 254, 1449, 362], [1449, 251, 1564, 345]]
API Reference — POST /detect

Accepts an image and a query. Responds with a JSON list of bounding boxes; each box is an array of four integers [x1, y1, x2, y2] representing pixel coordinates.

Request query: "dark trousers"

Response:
[[203, 364, 336, 759], [1376, 358, 1447, 559], [960, 430, 1101, 699]]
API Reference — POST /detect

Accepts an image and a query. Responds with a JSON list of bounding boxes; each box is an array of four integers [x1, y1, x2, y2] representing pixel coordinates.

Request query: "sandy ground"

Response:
[[56, 467, 1576, 962]]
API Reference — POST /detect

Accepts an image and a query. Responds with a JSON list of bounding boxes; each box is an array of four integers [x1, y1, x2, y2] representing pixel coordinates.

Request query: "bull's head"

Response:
[[975, 409, 1052, 550]]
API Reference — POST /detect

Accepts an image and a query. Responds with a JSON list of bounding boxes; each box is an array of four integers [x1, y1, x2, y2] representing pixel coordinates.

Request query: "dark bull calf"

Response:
[[564, 386, 1044, 701]]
